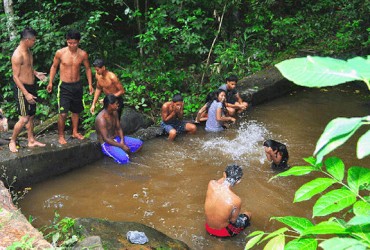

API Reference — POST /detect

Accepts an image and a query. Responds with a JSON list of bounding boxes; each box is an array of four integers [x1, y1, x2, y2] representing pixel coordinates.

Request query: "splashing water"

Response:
[[202, 121, 270, 165]]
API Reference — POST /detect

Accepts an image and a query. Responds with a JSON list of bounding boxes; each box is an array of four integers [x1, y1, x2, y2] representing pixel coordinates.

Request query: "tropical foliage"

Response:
[[0, 0, 369, 131], [245, 56, 370, 250]]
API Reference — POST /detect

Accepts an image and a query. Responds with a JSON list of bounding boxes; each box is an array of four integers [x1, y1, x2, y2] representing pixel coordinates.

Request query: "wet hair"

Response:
[[93, 59, 105, 68], [206, 89, 227, 113], [103, 94, 117, 109], [225, 164, 243, 186], [20, 27, 37, 40], [264, 140, 289, 170], [226, 75, 238, 83], [172, 94, 183, 103], [66, 30, 81, 40]]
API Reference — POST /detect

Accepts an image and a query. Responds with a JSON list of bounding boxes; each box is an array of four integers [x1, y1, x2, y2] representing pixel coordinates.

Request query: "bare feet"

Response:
[[59, 136, 67, 145], [72, 133, 84, 140], [9, 141, 18, 153], [28, 140, 46, 148]]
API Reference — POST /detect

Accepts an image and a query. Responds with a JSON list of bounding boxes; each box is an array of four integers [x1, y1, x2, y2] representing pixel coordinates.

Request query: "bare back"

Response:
[[12, 46, 34, 85], [204, 179, 241, 229], [55, 47, 88, 82]]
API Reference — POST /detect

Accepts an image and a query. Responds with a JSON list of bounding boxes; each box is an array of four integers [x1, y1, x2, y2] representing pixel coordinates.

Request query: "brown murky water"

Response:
[[20, 87, 369, 249]]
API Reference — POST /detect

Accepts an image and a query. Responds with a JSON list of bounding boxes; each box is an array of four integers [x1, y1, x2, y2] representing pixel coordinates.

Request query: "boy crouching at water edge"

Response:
[[204, 164, 251, 237], [95, 94, 143, 164]]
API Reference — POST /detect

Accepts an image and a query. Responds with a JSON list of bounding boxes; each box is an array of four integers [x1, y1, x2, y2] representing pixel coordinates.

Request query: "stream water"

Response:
[[20, 86, 369, 249]]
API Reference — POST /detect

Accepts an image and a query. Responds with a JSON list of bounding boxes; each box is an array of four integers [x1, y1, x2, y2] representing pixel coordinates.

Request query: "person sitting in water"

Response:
[[95, 94, 143, 164], [205, 89, 236, 132], [204, 164, 252, 237], [161, 93, 197, 141], [219, 75, 248, 117], [263, 139, 289, 170], [195, 91, 217, 123]]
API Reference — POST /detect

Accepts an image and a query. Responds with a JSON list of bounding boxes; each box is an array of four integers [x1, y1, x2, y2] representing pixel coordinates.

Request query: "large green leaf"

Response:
[[347, 216, 370, 226], [353, 201, 370, 216], [294, 178, 336, 202], [285, 238, 317, 250], [357, 129, 370, 159], [347, 57, 370, 80], [272, 216, 314, 234], [347, 167, 370, 194], [275, 56, 362, 87], [245, 232, 264, 250], [314, 117, 363, 164], [263, 235, 285, 250], [313, 189, 357, 217], [319, 237, 368, 250], [325, 157, 345, 181], [261, 227, 288, 243], [302, 221, 346, 235], [270, 166, 316, 180]]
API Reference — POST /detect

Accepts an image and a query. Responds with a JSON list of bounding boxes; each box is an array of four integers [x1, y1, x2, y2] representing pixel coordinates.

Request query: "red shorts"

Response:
[[205, 222, 246, 237]]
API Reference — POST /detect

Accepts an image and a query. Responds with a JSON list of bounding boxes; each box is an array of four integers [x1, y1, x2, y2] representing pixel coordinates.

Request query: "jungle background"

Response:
[[1, 0, 369, 131]]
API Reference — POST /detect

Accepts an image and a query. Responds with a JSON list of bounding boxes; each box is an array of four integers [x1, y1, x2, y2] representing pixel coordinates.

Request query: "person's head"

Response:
[[172, 94, 183, 109], [278, 144, 289, 163], [103, 94, 118, 110], [66, 30, 81, 50], [224, 164, 243, 186], [93, 59, 106, 75], [226, 75, 238, 90], [20, 27, 37, 47], [216, 89, 226, 103]]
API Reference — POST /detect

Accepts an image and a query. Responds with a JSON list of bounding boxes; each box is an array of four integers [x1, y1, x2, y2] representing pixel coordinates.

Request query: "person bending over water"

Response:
[[204, 164, 252, 237], [263, 139, 289, 170], [161, 94, 196, 141], [205, 89, 236, 132], [218, 75, 248, 117], [95, 94, 142, 164]]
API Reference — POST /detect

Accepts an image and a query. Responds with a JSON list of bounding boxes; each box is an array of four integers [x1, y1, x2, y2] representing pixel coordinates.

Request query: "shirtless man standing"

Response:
[[47, 30, 93, 144], [204, 164, 252, 237], [161, 94, 196, 141], [90, 59, 125, 118], [9, 27, 46, 153]]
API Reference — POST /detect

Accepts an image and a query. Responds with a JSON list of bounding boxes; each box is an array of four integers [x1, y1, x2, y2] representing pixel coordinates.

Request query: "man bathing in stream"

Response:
[[9, 27, 46, 152], [204, 164, 252, 237], [95, 94, 142, 164]]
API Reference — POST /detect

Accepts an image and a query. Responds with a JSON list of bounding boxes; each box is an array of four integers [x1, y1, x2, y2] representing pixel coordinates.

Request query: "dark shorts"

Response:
[[16, 84, 37, 117], [161, 120, 187, 134], [58, 81, 83, 114], [205, 214, 251, 237]]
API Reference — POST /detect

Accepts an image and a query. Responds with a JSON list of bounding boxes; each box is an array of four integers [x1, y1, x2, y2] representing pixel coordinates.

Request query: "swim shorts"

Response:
[[101, 136, 143, 164], [161, 120, 187, 134], [205, 214, 251, 237], [16, 84, 37, 117], [58, 81, 84, 114]]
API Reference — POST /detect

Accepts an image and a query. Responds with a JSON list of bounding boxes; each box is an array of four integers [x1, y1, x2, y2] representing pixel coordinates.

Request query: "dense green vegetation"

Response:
[[1, 0, 369, 131]]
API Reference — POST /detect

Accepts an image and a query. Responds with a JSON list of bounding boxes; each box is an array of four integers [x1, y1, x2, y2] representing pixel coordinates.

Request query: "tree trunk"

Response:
[[3, 0, 17, 41]]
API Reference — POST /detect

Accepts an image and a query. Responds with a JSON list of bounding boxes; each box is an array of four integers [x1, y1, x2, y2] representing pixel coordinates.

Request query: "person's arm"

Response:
[[110, 73, 125, 96], [229, 200, 242, 224], [47, 51, 61, 93], [115, 112, 130, 152], [216, 106, 235, 123], [90, 83, 102, 114], [96, 116, 129, 152], [12, 54, 36, 104], [161, 103, 176, 122], [34, 70, 47, 81], [82, 52, 94, 94], [195, 103, 207, 123]]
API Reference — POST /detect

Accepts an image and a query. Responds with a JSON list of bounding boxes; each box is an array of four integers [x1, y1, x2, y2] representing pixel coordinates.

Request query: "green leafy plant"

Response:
[[41, 211, 81, 248], [6, 235, 35, 250], [245, 56, 370, 249]]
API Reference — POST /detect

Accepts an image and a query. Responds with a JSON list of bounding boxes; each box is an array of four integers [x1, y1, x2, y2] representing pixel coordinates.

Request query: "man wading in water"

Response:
[[204, 164, 252, 237]]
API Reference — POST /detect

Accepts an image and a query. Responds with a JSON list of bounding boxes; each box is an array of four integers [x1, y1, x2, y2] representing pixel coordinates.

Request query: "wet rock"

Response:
[[0, 180, 52, 249], [73, 236, 104, 250], [121, 107, 154, 135], [131, 125, 164, 141], [75, 218, 190, 250]]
